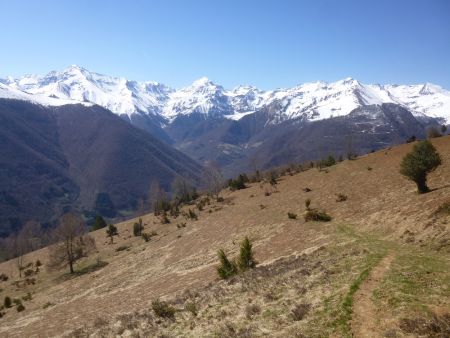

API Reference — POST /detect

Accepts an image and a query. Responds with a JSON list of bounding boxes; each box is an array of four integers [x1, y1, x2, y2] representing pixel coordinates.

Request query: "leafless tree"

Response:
[[171, 177, 197, 203], [0, 220, 44, 275], [203, 162, 224, 200], [149, 180, 170, 215], [47, 213, 96, 274], [10, 233, 27, 277], [19, 220, 43, 252]]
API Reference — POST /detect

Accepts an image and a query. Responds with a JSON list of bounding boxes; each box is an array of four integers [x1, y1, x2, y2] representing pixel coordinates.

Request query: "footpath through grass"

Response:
[[311, 224, 450, 338]]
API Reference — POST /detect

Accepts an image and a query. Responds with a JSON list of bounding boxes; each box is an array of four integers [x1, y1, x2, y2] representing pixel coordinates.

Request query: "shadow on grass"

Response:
[[56, 260, 109, 281], [428, 183, 450, 193]]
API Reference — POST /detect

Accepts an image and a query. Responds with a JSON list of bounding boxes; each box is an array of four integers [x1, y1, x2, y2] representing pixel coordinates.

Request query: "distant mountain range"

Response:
[[0, 66, 448, 233], [2, 65, 449, 124]]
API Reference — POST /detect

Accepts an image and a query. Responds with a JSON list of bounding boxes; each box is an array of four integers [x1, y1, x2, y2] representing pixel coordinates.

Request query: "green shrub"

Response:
[[91, 215, 108, 231], [318, 155, 336, 168], [4, 297, 11, 308], [0, 274, 8, 281], [228, 174, 248, 191], [288, 212, 297, 219], [237, 237, 256, 272], [22, 293, 32, 301], [400, 140, 442, 193], [177, 222, 186, 229], [23, 269, 34, 277], [187, 209, 198, 220], [185, 301, 198, 316], [406, 135, 416, 143], [160, 213, 170, 224], [305, 199, 311, 211], [336, 193, 348, 202], [304, 210, 332, 222], [142, 233, 151, 242], [217, 249, 238, 279], [151, 299, 176, 319], [291, 303, 310, 321], [16, 304, 25, 312]]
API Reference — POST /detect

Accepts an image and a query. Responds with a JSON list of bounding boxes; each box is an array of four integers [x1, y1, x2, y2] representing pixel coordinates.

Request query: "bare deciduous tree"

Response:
[[5, 221, 42, 277], [172, 177, 197, 204], [47, 213, 96, 274], [203, 162, 224, 200], [19, 220, 43, 252], [149, 180, 170, 215]]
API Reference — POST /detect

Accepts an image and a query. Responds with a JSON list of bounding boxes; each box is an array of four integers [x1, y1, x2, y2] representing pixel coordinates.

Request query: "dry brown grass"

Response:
[[0, 136, 448, 337]]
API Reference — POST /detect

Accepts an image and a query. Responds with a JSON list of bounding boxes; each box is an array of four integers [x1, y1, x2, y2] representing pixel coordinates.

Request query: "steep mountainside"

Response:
[[0, 100, 78, 236], [0, 137, 448, 337], [0, 99, 202, 233]]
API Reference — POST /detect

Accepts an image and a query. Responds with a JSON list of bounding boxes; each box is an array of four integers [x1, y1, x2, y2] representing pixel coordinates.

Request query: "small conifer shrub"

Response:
[[305, 199, 311, 211], [237, 237, 257, 272], [217, 249, 238, 279], [288, 212, 297, 219], [4, 296, 11, 308], [142, 233, 151, 242]]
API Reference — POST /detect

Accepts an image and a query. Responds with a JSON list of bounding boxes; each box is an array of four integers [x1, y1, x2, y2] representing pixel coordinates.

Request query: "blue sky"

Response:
[[1, 0, 449, 89]]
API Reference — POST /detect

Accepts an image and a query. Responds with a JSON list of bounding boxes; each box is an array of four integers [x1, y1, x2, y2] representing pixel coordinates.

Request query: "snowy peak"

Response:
[[4, 66, 174, 117], [163, 77, 231, 120], [1, 66, 449, 123]]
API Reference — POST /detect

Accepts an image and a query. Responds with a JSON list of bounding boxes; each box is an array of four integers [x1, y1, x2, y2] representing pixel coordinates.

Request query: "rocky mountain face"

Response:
[[0, 99, 202, 235]]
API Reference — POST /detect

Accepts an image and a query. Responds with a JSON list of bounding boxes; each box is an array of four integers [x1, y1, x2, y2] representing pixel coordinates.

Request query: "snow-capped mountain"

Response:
[[2, 65, 172, 117], [1, 65, 450, 123]]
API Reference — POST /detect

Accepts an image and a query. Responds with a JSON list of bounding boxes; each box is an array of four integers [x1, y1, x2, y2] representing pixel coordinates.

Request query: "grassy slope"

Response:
[[0, 136, 449, 337]]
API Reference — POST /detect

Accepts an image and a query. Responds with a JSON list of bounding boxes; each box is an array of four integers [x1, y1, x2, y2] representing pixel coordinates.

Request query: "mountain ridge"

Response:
[[2, 65, 449, 124]]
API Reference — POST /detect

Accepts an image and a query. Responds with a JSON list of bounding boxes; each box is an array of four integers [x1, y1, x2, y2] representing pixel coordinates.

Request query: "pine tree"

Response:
[[217, 249, 237, 279], [91, 215, 107, 231], [400, 140, 442, 194], [237, 237, 256, 271]]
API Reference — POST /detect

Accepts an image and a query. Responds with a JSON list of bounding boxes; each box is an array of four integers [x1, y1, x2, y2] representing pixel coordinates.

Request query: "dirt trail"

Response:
[[351, 252, 395, 338]]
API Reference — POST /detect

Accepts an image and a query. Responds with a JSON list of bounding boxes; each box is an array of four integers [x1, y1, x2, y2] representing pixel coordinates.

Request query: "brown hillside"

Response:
[[0, 136, 449, 337]]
